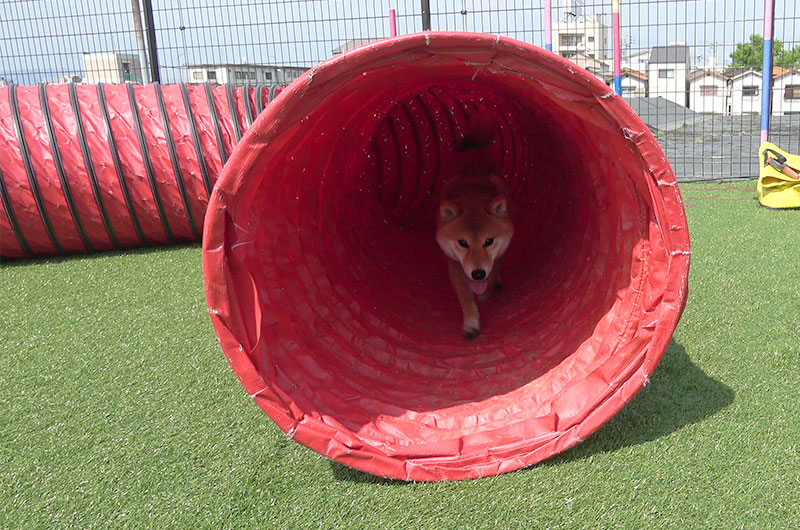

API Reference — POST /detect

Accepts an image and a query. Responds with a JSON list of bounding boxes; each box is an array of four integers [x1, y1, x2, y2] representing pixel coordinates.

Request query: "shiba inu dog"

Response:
[[436, 118, 513, 339]]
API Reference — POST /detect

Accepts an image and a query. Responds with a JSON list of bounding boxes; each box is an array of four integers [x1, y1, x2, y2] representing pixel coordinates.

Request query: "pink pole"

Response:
[[544, 0, 552, 51], [613, 0, 622, 95], [389, 8, 397, 37]]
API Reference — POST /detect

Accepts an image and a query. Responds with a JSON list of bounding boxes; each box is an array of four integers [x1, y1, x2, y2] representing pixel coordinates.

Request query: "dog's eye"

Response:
[[458, 240, 469, 248], [484, 238, 494, 247]]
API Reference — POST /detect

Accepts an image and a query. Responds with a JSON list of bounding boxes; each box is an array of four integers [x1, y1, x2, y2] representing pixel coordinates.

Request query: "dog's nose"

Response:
[[472, 269, 486, 280]]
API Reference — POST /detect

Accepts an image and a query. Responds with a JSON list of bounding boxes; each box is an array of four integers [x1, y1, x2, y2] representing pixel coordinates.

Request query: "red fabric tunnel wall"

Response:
[[0, 83, 282, 260], [204, 33, 691, 481]]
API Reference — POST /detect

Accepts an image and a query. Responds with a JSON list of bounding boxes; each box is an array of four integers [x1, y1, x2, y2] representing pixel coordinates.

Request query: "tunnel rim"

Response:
[[202, 31, 691, 481]]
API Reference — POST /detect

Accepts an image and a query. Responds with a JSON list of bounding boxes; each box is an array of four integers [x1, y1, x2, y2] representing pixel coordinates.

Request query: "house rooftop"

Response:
[[688, 69, 727, 82], [722, 66, 787, 78], [649, 45, 690, 64], [605, 68, 648, 83]]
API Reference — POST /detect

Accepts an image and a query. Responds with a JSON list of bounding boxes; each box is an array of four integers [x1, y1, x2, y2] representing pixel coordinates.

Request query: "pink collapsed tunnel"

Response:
[[203, 33, 691, 481], [0, 82, 282, 259]]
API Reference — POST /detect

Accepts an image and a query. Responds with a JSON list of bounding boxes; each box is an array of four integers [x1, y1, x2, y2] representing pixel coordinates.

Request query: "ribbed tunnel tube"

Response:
[[0, 83, 282, 259], [203, 33, 691, 481]]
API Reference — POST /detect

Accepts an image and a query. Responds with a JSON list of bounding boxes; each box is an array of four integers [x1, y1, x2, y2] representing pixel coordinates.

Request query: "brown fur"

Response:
[[436, 161, 513, 339]]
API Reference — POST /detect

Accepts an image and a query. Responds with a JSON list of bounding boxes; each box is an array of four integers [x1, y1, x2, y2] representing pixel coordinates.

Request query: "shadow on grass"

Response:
[[331, 340, 734, 483], [547, 340, 735, 465], [1, 242, 200, 268], [329, 461, 407, 485]]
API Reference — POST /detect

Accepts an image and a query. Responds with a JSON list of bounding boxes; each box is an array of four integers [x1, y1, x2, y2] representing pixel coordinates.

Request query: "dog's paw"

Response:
[[463, 327, 480, 340]]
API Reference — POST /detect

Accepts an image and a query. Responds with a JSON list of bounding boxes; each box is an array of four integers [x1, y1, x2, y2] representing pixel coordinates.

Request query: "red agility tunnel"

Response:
[[0, 82, 282, 259], [204, 32, 691, 481]]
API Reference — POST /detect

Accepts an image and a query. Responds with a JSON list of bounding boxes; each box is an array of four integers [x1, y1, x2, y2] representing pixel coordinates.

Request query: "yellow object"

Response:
[[758, 142, 800, 209]]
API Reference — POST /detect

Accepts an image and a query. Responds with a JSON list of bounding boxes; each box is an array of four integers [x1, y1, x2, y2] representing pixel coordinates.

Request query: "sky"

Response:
[[1, 0, 798, 85]]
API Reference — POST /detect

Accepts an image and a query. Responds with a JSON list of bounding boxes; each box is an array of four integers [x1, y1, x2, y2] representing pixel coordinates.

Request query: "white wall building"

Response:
[[772, 69, 800, 115], [688, 70, 728, 114], [187, 64, 307, 85], [622, 50, 650, 74], [729, 70, 762, 114], [648, 45, 690, 107], [551, 1, 608, 61], [570, 53, 611, 80], [83, 53, 143, 84]]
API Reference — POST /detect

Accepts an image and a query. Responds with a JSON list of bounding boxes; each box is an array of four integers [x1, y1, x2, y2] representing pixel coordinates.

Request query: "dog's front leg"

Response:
[[447, 259, 480, 339]]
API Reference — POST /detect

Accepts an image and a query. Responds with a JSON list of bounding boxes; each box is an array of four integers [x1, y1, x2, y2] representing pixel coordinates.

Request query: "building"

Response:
[[688, 69, 727, 114], [58, 75, 83, 84], [187, 63, 307, 85], [607, 68, 648, 97], [551, 9, 609, 60], [772, 69, 800, 115], [648, 45, 691, 106], [83, 53, 143, 84], [332, 39, 378, 56], [622, 50, 650, 74], [728, 69, 762, 114], [569, 53, 611, 80]]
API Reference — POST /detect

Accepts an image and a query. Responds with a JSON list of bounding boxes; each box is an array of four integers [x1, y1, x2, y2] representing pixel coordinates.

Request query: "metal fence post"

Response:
[[421, 0, 431, 31], [130, 0, 150, 84], [141, 0, 161, 83]]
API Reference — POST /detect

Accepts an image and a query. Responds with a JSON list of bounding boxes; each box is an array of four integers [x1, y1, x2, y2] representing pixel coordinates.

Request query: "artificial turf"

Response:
[[1, 180, 798, 528]]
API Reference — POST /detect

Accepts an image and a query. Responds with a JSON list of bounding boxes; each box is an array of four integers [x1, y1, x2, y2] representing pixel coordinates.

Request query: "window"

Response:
[[560, 34, 583, 47], [588, 36, 594, 42], [192, 71, 203, 80], [700, 85, 718, 96], [207, 70, 217, 81], [248, 71, 256, 80], [659, 69, 674, 79], [785, 84, 800, 100], [264, 71, 273, 81], [742, 85, 759, 97], [622, 86, 636, 94], [121, 61, 131, 74]]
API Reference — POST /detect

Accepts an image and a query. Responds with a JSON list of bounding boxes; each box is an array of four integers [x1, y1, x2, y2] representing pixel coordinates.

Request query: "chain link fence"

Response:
[[2, 0, 798, 180]]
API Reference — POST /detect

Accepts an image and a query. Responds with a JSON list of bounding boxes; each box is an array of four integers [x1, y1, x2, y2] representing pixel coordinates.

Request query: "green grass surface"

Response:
[[2, 180, 798, 528]]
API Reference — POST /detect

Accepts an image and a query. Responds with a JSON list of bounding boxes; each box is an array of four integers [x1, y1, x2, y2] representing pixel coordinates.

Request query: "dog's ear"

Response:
[[489, 195, 508, 217], [439, 201, 460, 222]]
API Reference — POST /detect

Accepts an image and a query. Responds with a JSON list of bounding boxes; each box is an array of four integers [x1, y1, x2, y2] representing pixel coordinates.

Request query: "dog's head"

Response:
[[436, 195, 513, 294]]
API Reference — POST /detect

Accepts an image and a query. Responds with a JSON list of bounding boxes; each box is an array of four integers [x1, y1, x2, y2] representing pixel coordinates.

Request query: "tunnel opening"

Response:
[[203, 33, 689, 481]]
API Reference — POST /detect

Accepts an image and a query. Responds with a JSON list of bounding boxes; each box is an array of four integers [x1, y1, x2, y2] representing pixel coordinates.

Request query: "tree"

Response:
[[730, 34, 800, 70], [777, 46, 800, 68]]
